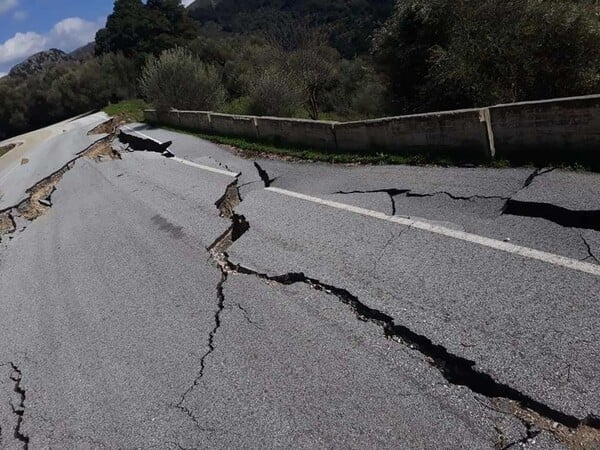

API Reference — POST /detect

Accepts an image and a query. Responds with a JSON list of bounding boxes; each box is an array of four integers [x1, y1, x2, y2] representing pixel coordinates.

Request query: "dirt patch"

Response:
[[20, 158, 29, 165], [215, 181, 242, 219], [0, 143, 17, 157], [88, 118, 117, 135], [492, 398, 600, 450], [88, 117, 128, 135], [16, 162, 74, 221], [82, 139, 121, 162], [0, 211, 16, 235]]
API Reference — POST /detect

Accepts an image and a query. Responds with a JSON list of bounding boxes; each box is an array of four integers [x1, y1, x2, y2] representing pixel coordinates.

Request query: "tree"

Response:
[[373, 0, 600, 112], [139, 47, 225, 111], [96, 0, 197, 59], [95, 0, 148, 56]]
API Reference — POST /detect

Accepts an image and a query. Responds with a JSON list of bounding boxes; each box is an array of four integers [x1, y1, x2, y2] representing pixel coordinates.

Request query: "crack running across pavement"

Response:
[[8, 363, 29, 449], [169, 157, 600, 449]]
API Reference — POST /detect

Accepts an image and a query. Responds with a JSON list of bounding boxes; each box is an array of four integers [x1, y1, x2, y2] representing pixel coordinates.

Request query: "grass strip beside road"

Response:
[[105, 100, 595, 170], [162, 125, 515, 167], [103, 100, 148, 123]]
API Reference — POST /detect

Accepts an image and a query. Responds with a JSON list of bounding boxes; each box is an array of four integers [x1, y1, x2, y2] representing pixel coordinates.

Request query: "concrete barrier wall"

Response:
[[210, 113, 258, 139], [335, 108, 490, 158], [255, 117, 336, 150], [488, 95, 600, 160], [177, 110, 212, 132], [143, 94, 600, 164]]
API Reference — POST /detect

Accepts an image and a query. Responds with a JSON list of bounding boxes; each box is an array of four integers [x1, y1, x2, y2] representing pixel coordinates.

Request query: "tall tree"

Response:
[[372, 0, 600, 112], [95, 0, 148, 56], [96, 0, 197, 59]]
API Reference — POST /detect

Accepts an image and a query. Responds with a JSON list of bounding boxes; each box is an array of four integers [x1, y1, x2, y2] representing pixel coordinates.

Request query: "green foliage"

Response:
[[167, 127, 500, 167], [139, 47, 225, 111], [0, 53, 138, 140], [373, 0, 600, 112], [103, 99, 148, 122], [95, 0, 197, 60], [188, 0, 396, 58], [246, 68, 303, 117]]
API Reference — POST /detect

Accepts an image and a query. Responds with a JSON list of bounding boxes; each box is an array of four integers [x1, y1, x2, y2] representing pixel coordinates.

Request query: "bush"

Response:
[[246, 68, 303, 116], [139, 47, 225, 111], [373, 0, 600, 112]]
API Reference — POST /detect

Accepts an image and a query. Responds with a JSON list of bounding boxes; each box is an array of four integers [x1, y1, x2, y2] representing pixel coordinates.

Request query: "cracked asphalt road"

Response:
[[0, 117, 598, 449]]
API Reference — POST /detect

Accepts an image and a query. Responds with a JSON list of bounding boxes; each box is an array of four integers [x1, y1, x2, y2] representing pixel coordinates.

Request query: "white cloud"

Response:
[[0, 71, 6, 78], [0, 16, 104, 68], [182, 0, 195, 6], [0, 0, 18, 15]]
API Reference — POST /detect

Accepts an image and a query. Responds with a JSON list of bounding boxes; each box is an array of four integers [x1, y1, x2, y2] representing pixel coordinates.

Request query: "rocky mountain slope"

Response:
[[8, 49, 72, 78]]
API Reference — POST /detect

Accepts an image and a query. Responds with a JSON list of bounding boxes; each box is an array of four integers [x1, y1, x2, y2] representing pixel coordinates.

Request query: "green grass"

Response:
[[152, 123, 597, 171], [161, 125, 511, 167], [103, 99, 148, 123]]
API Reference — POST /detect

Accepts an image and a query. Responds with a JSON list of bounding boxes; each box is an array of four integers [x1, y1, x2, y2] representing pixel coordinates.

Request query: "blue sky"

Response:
[[0, 0, 195, 75]]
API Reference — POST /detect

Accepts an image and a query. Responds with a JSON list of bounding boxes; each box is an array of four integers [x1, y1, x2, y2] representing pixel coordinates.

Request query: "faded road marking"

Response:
[[266, 187, 600, 277]]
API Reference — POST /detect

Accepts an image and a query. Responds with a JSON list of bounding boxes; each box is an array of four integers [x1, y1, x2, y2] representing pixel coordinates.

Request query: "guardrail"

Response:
[[144, 94, 600, 166]]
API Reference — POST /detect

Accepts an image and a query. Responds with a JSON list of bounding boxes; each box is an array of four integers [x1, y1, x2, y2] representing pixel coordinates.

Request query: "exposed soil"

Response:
[[83, 139, 121, 162], [88, 117, 128, 136], [0, 211, 16, 235]]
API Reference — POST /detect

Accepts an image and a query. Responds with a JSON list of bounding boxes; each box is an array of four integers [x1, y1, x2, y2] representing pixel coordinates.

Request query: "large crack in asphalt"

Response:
[[8, 363, 29, 449], [0, 131, 121, 245], [502, 200, 600, 231], [179, 163, 600, 449], [5, 129, 599, 447], [174, 177, 249, 432], [118, 130, 174, 157], [334, 166, 599, 244]]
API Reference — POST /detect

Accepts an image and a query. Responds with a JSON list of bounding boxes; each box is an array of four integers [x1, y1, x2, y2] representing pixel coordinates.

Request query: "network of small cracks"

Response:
[[0, 362, 30, 449], [168, 161, 600, 448], [581, 236, 600, 264], [4, 130, 598, 446]]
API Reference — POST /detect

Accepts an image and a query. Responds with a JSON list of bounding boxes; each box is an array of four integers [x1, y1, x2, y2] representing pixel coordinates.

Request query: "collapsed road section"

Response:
[[0, 120, 121, 244]]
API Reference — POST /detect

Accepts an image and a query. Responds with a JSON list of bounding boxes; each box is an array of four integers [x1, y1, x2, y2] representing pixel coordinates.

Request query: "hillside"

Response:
[[8, 49, 71, 78], [187, 0, 395, 56]]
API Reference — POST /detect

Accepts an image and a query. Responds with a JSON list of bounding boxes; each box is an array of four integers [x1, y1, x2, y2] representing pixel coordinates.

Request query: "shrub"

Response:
[[139, 47, 225, 111], [246, 68, 303, 117]]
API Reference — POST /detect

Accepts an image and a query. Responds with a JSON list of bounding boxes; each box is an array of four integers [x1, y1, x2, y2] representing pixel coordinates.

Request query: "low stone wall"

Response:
[[144, 94, 600, 165], [177, 111, 211, 132], [210, 113, 258, 140], [255, 117, 336, 150], [335, 108, 490, 158], [489, 95, 600, 162]]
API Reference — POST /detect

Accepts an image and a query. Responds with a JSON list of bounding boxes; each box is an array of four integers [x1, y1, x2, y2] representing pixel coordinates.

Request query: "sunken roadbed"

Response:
[[0, 118, 598, 449]]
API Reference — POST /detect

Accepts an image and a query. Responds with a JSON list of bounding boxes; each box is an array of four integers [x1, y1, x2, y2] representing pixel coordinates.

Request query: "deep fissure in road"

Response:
[[6, 128, 599, 447], [503, 201, 600, 231], [176, 162, 600, 449], [0, 132, 120, 245], [334, 167, 600, 237], [174, 177, 248, 431], [118, 131, 174, 157], [9, 363, 29, 449]]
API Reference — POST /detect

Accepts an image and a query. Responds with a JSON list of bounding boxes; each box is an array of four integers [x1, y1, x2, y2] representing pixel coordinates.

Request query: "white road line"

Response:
[[266, 187, 600, 277], [170, 156, 238, 178], [121, 126, 239, 178], [121, 125, 162, 144]]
